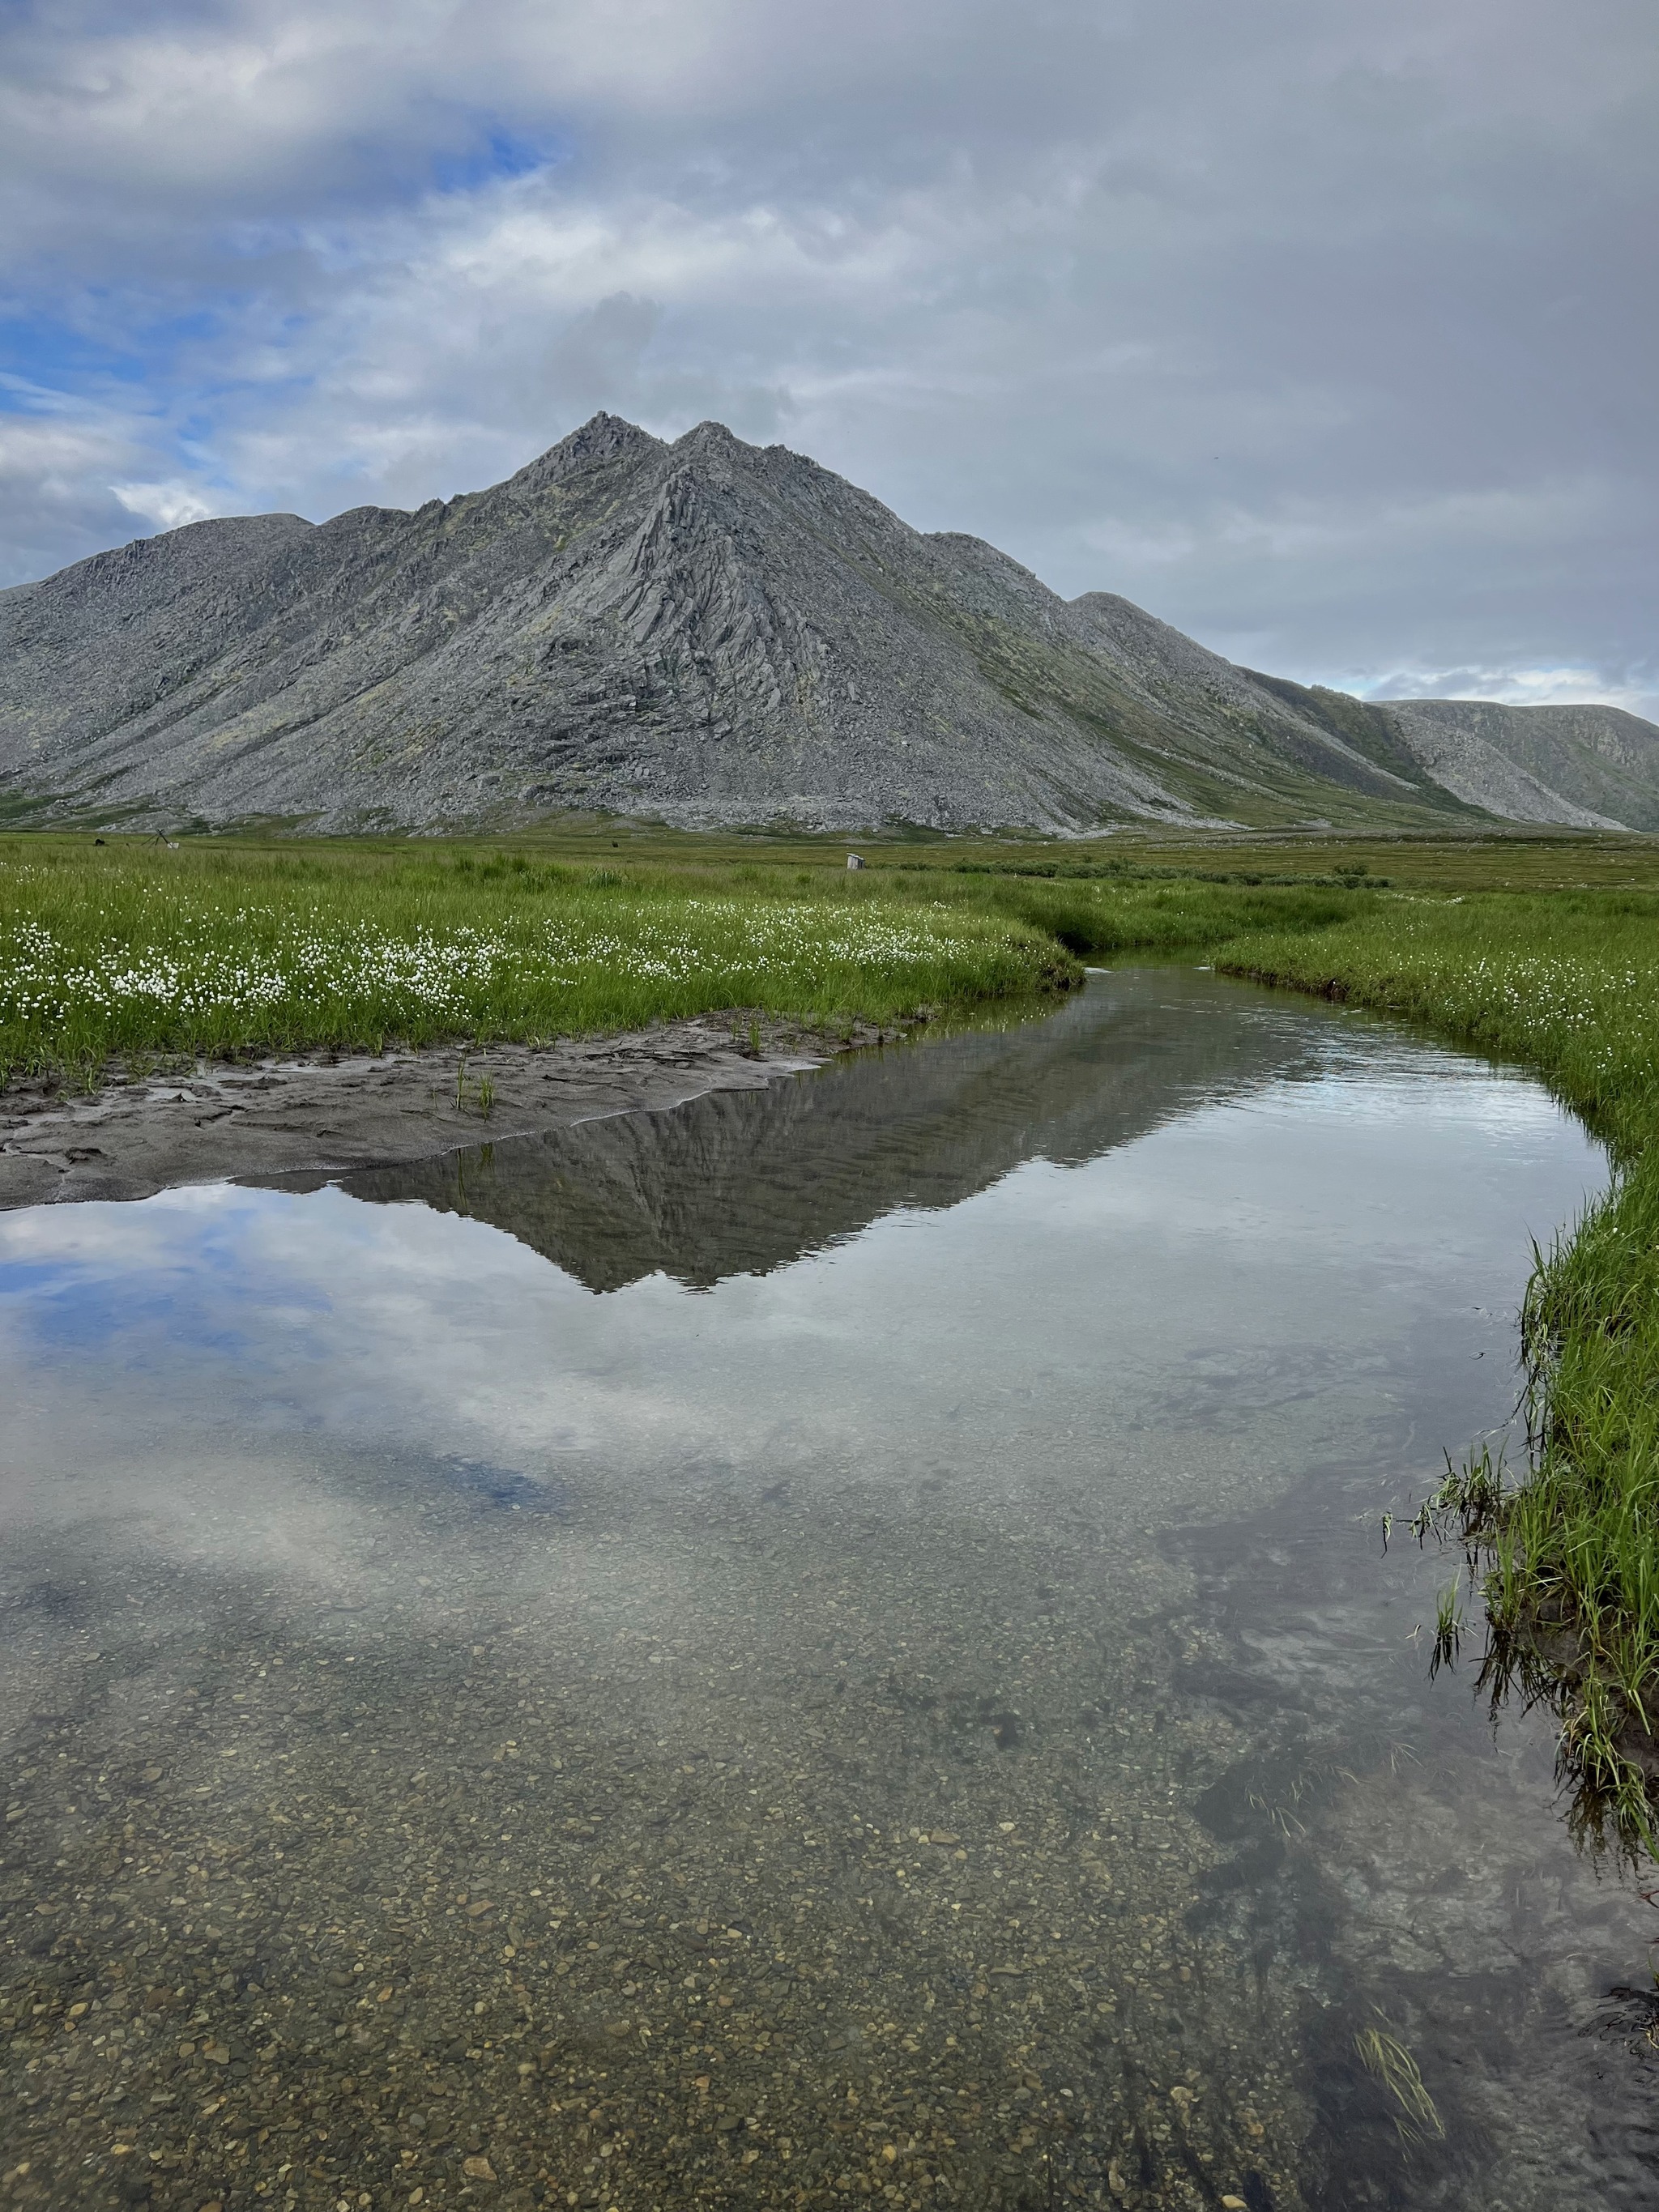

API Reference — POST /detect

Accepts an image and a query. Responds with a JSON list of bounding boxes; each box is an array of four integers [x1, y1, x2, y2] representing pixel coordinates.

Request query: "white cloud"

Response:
[[0, 0, 1653, 710], [0, 403, 159, 582], [112, 479, 220, 531], [1350, 666, 1657, 715]]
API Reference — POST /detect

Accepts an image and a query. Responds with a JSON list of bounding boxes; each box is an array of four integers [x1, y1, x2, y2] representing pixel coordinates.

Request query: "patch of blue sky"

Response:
[[170, 357, 321, 419], [0, 314, 156, 400], [0, 1271, 192, 1360], [0, 300, 242, 403], [220, 216, 387, 275], [211, 121, 565, 269], [0, 1259, 73, 1302], [176, 407, 222, 447], [429, 121, 563, 196], [0, 1196, 335, 1373], [0, 1263, 331, 1382], [0, 369, 68, 418]]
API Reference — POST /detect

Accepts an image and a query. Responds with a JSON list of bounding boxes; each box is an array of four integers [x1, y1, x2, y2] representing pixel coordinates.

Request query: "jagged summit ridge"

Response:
[[2, 414, 1654, 833]]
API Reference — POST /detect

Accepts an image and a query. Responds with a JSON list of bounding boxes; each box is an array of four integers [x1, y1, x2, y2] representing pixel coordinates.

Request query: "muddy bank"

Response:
[[0, 1014, 889, 1210]]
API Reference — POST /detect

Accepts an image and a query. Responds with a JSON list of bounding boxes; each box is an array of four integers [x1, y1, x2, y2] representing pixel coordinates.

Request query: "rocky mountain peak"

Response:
[[506, 410, 663, 496], [2, 416, 1654, 835], [674, 419, 745, 454]]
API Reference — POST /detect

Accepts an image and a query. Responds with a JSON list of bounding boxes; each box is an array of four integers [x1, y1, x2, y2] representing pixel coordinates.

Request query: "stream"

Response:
[[2, 967, 1653, 2211]]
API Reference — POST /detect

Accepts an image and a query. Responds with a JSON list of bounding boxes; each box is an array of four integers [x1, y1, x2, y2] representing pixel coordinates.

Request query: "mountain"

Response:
[[1371, 697, 1659, 832], [1, 413, 1652, 834]]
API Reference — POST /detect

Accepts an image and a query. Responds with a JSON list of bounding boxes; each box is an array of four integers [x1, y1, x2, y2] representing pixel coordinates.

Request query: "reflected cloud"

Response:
[[0, 965, 1636, 2210]]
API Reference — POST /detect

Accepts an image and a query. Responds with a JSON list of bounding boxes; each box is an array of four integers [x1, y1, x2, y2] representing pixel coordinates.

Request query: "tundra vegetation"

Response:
[[3, 821, 1658, 1852], [0, 837, 1078, 1085]]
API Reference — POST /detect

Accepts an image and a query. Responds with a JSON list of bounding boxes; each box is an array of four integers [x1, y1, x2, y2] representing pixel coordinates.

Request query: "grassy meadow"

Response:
[[0, 828, 1418, 1085], [5, 818, 1659, 1851], [0, 837, 1085, 1085]]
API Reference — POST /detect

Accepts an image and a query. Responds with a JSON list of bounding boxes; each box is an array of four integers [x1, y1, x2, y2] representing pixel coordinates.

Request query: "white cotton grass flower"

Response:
[[0, 885, 1046, 1067]]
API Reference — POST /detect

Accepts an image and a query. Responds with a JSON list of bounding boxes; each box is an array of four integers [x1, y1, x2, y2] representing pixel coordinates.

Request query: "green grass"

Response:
[[1218, 890, 1659, 1854], [0, 837, 1098, 1085], [1354, 2022, 1446, 2148], [0, 835, 1399, 1086], [902, 868, 1367, 961]]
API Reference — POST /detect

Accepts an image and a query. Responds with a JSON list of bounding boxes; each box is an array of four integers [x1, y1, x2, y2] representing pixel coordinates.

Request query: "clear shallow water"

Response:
[[0, 968, 1651, 2212]]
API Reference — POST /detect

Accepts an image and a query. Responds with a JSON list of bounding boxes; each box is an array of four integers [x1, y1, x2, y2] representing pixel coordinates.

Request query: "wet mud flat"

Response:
[[0, 1012, 867, 1211], [2, 970, 1653, 2211]]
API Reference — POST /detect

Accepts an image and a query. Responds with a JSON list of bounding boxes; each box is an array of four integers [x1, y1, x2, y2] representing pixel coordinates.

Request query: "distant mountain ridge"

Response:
[[2, 412, 1653, 834]]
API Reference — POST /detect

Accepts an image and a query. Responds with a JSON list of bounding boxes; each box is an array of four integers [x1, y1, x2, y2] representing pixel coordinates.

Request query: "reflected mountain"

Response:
[[337, 970, 1331, 1291]]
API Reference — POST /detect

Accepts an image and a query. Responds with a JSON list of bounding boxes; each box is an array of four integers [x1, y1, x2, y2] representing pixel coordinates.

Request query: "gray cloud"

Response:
[[1, 0, 1653, 715]]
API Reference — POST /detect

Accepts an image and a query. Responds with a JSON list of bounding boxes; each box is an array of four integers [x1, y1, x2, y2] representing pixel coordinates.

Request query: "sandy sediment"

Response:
[[0, 1013, 887, 1211]]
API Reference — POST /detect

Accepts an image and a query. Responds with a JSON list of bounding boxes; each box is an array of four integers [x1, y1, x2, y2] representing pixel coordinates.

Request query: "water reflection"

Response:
[[311, 971, 1330, 1290], [0, 970, 1648, 2212]]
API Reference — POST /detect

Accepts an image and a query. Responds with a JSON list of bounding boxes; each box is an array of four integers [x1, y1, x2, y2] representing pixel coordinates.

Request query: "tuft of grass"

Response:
[[1430, 1583, 1465, 1679], [1222, 890, 1659, 1856], [1354, 2023, 1446, 2146]]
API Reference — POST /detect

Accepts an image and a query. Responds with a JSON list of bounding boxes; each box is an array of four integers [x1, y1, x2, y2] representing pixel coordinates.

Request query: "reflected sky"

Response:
[[0, 971, 1601, 1516]]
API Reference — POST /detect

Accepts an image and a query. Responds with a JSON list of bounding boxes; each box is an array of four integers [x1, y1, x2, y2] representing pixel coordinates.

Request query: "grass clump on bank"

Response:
[[0, 838, 1078, 1085], [1219, 891, 1659, 1852]]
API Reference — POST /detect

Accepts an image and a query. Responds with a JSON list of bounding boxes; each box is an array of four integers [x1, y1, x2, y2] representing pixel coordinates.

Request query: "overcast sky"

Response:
[[2, 0, 1654, 715]]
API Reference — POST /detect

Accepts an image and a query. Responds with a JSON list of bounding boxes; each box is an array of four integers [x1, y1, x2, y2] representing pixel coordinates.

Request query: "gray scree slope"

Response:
[[2, 413, 1653, 833], [1372, 697, 1659, 833]]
